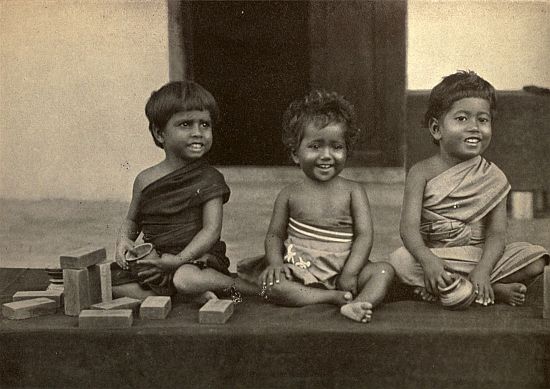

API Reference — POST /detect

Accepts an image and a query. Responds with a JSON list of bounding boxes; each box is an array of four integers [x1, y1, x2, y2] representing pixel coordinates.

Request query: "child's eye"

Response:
[[333, 144, 345, 150], [179, 121, 191, 127], [478, 117, 491, 124], [200, 121, 211, 128], [455, 116, 467, 122], [308, 144, 320, 150]]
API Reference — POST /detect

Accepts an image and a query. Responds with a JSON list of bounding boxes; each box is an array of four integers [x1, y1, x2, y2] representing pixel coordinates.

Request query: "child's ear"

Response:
[[428, 118, 442, 141], [152, 125, 164, 145], [291, 149, 300, 165]]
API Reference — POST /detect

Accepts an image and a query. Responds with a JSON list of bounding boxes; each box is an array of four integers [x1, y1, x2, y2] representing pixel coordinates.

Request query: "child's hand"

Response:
[[115, 238, 134, 270], [337, 272, 358, 295], [423, 257, 454, 296], [469, 268, 494, 305], [260, 264, 292, 286]]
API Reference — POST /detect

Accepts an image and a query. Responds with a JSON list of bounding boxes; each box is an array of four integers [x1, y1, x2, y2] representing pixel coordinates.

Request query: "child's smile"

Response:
[[431, 97, 492, 164], [160, 110, 213, 162], [292, 122, 347, 182]]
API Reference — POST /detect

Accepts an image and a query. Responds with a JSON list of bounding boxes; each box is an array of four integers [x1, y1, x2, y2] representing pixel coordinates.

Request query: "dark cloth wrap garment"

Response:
[[112, 159, 231, 295]]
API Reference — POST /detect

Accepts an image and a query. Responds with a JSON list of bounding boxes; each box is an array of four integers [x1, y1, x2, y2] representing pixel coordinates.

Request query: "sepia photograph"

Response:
[[1, 0, 549, 387]]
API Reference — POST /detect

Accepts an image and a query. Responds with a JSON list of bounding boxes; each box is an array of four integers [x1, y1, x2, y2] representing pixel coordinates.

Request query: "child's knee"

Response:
[[361, 261, 394, 282], [172, 266, 199, 293], [524, 257, 546, 278]]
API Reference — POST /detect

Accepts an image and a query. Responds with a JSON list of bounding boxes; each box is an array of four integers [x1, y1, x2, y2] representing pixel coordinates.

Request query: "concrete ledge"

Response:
[[217, 166, 405, 184]]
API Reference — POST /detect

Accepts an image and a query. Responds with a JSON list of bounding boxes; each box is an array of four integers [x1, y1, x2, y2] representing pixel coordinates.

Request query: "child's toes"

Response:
[[340, 302, 373, 323]]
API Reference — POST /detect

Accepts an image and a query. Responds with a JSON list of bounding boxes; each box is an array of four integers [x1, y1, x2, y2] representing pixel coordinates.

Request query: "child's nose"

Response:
[[320, 147, 331, 158], [190, 124, 202, 136]]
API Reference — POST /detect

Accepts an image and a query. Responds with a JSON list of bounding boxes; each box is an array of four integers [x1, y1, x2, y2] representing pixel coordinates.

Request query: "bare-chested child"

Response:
[[238, 90, 394, 323], [389, 70, 548, 306]]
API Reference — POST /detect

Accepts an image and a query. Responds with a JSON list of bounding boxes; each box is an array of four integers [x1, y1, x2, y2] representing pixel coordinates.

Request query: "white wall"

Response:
[[0, 0, 168, 201], [1, 1, 549, 200], [408, 0, 550, 90]]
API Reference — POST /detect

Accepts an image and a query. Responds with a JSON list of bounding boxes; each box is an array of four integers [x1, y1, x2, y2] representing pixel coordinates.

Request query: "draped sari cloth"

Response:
[[112, 159, 231, 295], [389, 156, 548, 287], [238, 216, 353, 289]]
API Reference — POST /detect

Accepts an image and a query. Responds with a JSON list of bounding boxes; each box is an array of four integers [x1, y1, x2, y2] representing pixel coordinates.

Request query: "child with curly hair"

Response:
[[238, 90, 394, 323]]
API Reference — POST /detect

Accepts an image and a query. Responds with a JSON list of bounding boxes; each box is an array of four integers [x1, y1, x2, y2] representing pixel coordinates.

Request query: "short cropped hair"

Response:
[[282, 90, 361, 154], [424, 70, 497, 128], [145, 81, 219, 148]]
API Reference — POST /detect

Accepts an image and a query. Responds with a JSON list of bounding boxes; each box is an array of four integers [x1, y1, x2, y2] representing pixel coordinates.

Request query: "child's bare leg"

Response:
[[112, 282, 156, 300], [172, 265, 259, 298], [492, 257, 547, 306], [265, 278, 352, 307], [340, 262, 394, 323]]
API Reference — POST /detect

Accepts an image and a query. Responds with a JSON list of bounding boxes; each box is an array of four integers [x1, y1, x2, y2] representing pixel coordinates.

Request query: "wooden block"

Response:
[[13, 290, 64, 307], [63, 268, 90, 316], [91, 297, 141, 314], [60, 246, 106, 269], [140, 296, 171, 319], [544, 266, 550, 319], [88, 262, 112, 304], [78, 309, 133, 329], [199, 299, 234, 324], [2, 298, 57, 320]]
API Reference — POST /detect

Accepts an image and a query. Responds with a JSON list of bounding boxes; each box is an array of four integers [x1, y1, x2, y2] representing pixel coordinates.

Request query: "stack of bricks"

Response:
[[60, 246, 112, 316]]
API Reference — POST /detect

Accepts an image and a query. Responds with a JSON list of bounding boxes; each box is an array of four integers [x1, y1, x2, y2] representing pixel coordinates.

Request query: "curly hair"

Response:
[[281, 90, 361, 154]]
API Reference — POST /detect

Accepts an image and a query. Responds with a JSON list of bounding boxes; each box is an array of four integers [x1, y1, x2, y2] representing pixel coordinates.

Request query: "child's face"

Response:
[[431, 97, 492, 163], [292, 121, 347, 182], [159, 110, 213, 162]]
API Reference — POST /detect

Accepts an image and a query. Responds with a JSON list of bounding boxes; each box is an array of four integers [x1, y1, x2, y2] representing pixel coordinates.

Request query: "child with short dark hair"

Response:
[[389, 70, 548, 306], [238, 90, 394, 323], [112, 81, 255, 301]]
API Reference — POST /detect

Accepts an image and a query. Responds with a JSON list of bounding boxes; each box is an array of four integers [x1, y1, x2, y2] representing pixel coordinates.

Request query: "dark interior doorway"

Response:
[[169, 1, 406, 167], [187, 1, 310, 165]]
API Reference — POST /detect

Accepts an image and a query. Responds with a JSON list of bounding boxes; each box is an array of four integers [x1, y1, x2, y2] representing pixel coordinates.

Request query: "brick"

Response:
[[63, 268, 90, 316], [60, 246, 106, 269], [199, 299, 234, 324], [544, 266, 550, 319], [2, 298, 57, 320], [88, 262, 112, 304], [140, 296, 171, 319], [13, 290, 64, 307], [91, 297, 141, 314], [78, 309, 133, 329]]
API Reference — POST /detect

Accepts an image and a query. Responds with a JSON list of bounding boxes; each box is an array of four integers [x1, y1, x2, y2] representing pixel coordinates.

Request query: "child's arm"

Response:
[[261, 187, 292, 286], [468, 197, 507, 305], [115, 177, 142, 270], [337, 183, 373, 295], [138, 196, 224, 274], [400, 165, 454, 295]]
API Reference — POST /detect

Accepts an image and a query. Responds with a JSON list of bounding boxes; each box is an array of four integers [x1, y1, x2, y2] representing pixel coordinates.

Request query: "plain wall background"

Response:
[[1, 0, 549, 201], [0, 0, 168, 201]]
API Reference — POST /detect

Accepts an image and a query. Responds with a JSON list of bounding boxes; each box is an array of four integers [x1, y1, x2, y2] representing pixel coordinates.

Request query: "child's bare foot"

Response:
[[493, 283, 527, 306], [340, 301, 373, 323], [414, 287, 438, 302], [192, 290, 218, 304]]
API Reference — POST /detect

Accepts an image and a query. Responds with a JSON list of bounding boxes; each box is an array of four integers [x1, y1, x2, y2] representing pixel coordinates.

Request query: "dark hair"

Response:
[[145, 81, 219, 148], [282, 90, 361, 154], [424, 70, 496, 144]]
